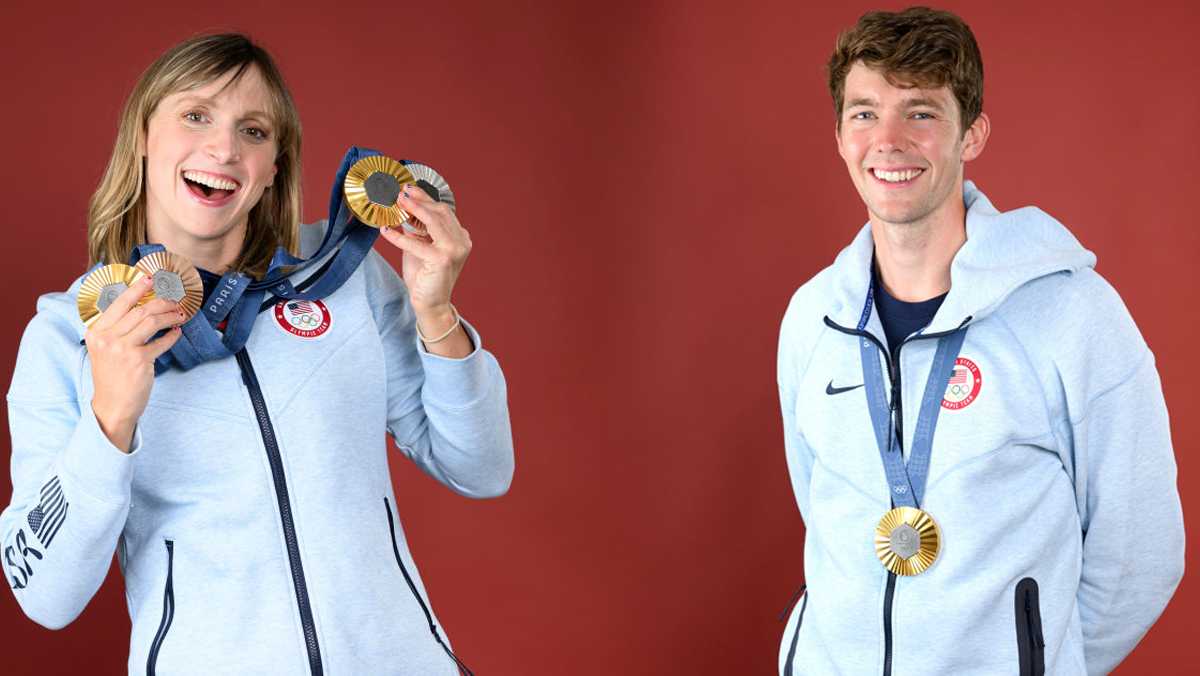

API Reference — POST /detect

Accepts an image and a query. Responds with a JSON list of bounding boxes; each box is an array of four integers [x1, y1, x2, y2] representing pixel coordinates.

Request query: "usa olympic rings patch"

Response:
[[941, 357, 981, 410], [274, 299, 332, 339]]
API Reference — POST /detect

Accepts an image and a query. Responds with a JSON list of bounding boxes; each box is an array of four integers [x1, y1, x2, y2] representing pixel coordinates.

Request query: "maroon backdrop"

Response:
[[0, 1, 1195, 673]]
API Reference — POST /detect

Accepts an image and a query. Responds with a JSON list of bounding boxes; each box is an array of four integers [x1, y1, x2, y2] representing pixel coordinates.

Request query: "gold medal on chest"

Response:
[[874, 506, 941, 576]]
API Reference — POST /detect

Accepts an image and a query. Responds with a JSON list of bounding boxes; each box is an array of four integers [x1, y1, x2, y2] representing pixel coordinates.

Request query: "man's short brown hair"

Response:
[[828, 7, 983, 134]]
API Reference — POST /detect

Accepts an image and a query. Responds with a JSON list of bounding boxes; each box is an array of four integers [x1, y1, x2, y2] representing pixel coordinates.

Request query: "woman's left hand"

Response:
[[378, 183, 474, 357]]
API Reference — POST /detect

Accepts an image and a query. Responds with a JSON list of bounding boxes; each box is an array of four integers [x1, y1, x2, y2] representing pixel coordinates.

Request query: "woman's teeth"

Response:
[[182, 170, 240, 201], [873, 168, 924, 183], [182, 170, 239, 191]]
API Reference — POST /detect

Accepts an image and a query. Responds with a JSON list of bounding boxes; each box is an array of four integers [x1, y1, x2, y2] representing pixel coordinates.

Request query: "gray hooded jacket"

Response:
[[3, 222, 513, 674], [777, 182, 1184, 675]]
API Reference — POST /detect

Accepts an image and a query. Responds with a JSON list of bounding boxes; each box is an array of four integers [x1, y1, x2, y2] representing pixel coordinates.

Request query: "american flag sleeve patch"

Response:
[[26, 476, 68, 549]]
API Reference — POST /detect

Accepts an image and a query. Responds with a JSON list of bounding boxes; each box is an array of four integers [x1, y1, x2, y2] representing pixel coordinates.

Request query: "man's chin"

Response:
[[866, 203, 930, 227]]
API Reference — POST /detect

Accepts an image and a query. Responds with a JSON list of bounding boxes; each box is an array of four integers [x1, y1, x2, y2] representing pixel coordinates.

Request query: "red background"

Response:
[[1, 1, 1196, 673]]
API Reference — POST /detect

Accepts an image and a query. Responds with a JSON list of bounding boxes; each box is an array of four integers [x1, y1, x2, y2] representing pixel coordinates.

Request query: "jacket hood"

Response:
[[824, 180, 1097, 334]]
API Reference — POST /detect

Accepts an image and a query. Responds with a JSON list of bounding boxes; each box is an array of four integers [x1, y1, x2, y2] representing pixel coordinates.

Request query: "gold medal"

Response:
[[343, 154, 417, 229], [134, 251, 203, 322], [874, 506, 941, 576], [77, 264, 148, 326]]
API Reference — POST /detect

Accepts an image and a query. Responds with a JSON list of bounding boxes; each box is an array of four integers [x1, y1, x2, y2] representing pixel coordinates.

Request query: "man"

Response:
[[776, 8, 1184, 675]]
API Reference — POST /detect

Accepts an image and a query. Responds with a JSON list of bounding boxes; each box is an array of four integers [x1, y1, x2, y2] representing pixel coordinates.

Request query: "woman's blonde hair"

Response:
[[87, 33, 302, 279]]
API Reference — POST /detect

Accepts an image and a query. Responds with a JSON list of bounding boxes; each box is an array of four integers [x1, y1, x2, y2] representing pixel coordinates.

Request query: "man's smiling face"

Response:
[[836, 61, 987, 229]]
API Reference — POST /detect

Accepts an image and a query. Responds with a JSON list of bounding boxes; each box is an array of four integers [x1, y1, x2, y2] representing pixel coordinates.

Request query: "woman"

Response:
[[1, 33, 513, 675]]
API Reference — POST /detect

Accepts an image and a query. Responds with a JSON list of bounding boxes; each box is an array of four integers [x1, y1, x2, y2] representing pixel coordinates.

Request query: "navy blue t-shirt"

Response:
[[197, 268, 222, 304], [872, 264, 948, 360]]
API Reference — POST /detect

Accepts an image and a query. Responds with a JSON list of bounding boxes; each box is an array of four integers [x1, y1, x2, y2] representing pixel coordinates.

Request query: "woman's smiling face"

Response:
[[143, 64, 278, 268]]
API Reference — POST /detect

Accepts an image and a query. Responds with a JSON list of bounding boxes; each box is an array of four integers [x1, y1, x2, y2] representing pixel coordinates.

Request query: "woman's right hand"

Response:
[[84, 275, 185, 452]]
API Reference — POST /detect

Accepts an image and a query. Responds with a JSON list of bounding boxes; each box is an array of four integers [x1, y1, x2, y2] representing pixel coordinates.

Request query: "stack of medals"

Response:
[[342, 154, 456, 233], [78, 252, 204, 326]]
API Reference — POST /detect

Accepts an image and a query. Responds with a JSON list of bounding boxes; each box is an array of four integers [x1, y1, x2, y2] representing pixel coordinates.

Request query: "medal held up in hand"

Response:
[[134, 251, 204, 321], [78, 252, 203, 326], [77, 264, 147, 326], [342, 154, 455, 236]]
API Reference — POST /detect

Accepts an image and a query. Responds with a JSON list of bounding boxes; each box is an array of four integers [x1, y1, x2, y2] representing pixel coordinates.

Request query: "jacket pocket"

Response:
[[147, 539, 175, 676], [1015, 577, 1045, 676], [384, 498, 474, 676], [780, 585, 808, 676]]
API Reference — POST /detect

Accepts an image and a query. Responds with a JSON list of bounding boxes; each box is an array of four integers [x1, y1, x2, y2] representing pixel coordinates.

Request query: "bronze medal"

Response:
[[134, 251, 203, 322]]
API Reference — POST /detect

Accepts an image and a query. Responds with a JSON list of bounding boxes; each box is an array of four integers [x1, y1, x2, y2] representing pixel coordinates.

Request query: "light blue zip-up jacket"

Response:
[[2, 222, 514, 675], [776, 182, 1184, 676]]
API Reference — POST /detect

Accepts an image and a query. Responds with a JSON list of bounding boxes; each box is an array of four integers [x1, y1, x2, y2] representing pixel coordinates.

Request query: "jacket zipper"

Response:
[[146, 539, 175, 676], [826, 317, 902, 676], [384, 497, 475, 676], [823, 315, 971, 676], [236, 349, 324, 676]]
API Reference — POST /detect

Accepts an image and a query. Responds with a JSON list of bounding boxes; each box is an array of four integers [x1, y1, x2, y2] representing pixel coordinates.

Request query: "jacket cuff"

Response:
[[58, 403, 137, 506], [417, 316, 493, 409]]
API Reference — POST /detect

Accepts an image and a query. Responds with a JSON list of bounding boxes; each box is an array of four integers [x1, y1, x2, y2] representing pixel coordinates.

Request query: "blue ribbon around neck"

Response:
[[856, 282, 968, 509]]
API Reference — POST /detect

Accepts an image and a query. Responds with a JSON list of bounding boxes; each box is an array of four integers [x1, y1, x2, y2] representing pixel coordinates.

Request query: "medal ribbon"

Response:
[[121, 145, 385, 374], [857, 286, 968, 509]]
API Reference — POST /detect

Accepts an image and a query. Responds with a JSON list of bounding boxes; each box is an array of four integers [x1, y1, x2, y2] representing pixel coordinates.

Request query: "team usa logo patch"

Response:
[[942, 357, 982, 410], [274, 299, 332, 339]]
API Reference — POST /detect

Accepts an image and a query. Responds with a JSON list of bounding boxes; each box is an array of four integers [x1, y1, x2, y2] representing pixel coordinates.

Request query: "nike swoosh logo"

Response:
[[826, 380, 864, 395]]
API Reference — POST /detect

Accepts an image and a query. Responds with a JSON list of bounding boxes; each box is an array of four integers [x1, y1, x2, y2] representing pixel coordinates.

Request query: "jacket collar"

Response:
[[823, 181, 1095, 337]]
